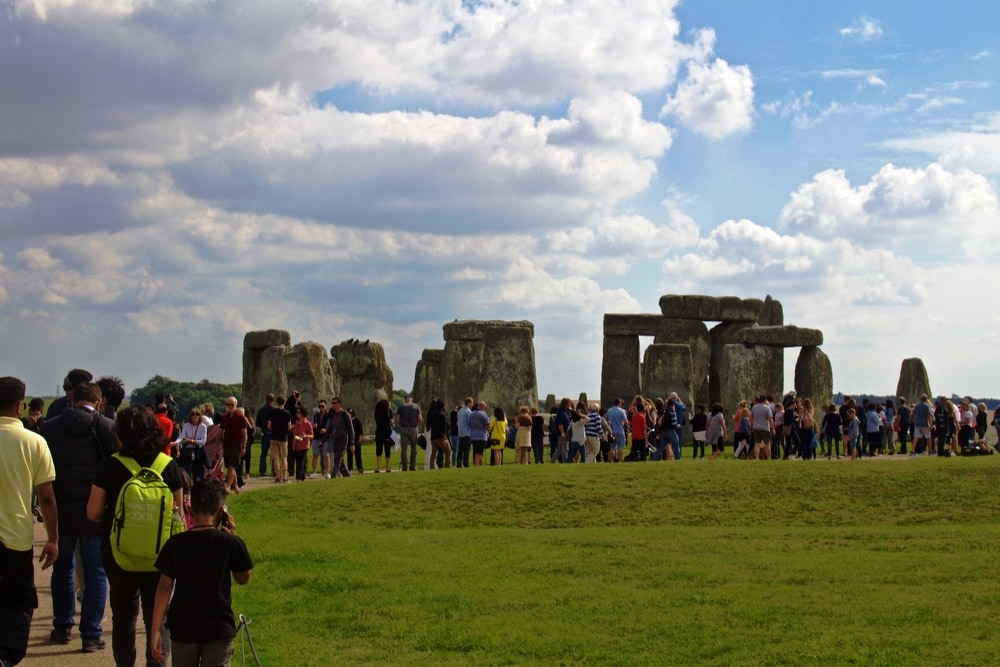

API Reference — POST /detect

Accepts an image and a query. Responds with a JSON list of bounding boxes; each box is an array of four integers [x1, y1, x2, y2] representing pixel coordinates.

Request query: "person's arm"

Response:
[[172, 488, 184, 526], [35, 481, 58, 569], [86, 484, 107, 522], [194, 424, 207, 447], [150, 573, 174, 662]]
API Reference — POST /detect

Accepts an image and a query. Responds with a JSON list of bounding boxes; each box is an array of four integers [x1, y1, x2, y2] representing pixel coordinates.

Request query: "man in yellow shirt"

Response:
[[0, 376, 58, 667]]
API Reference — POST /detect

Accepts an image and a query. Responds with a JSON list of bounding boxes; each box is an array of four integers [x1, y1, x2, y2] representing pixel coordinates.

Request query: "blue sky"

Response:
[[1, 0, 999, 401]]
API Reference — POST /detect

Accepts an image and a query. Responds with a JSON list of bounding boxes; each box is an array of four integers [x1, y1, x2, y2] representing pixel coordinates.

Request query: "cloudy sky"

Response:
[[2, 0, 999, 401]]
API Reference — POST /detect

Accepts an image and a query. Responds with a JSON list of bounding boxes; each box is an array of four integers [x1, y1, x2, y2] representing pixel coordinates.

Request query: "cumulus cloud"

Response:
[[840, 16, 883, 41], [779, 163, 1000, 260], [662, 58, 755, 138], [882, 114, 1000, 174]]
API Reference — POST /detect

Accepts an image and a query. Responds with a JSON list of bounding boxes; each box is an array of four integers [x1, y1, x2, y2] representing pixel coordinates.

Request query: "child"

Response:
[[844, 408, 860, 460], [151, 478, 253, 666], [690, 404, 708, 459]]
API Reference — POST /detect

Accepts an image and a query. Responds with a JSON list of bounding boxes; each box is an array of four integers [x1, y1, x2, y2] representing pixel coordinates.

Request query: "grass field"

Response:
[[224, 455, 1000, 666]]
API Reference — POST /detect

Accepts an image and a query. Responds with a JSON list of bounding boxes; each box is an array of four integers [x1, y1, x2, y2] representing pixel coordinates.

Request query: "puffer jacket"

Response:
[[40, 406, 117, 536]]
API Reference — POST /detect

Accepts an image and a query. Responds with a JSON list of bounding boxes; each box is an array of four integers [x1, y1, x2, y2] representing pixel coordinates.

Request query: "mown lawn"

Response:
[[226, 457, 1000, 666]]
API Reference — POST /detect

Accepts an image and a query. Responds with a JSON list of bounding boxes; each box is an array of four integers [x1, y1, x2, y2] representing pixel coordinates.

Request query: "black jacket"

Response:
[[40, 406, 117, 536]]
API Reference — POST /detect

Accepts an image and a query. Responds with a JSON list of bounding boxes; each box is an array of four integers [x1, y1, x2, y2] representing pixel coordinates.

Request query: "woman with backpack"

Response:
[[88, 406, 186, 667]]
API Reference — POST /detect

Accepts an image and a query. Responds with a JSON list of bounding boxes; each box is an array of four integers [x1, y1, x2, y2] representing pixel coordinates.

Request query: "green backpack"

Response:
[[110, 452, 183, 571]]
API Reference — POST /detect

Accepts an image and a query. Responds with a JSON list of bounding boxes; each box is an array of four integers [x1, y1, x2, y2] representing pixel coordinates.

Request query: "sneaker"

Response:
[[81, 637, 106, 653], [323, 473, 331, 479], [49, 627, 72, 644]]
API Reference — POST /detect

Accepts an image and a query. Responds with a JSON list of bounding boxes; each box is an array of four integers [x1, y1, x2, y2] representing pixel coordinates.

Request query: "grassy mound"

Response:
[[228, 457, 1000, 665]]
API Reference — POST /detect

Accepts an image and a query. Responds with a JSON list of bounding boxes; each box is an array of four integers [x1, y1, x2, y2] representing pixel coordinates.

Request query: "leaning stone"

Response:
[[741, 325, 823, 347], [243, 329, 291, 351]]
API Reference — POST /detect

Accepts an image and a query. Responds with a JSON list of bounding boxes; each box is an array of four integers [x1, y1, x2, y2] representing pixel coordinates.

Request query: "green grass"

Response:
[[226, 457, 1000, 666]]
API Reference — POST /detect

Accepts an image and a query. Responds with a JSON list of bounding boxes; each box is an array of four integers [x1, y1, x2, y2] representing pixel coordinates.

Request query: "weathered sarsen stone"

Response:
[[794, 346, 833, 423], [243, 329, 291, 351], [330, 339, 394, 435], [642, 344, 693, 408], [659, 295, 763, 322], [896, 358, 932, 403], [601, 334, 640, 408], [412, 349, 444, 412], [654, 318, 710, 407], [708, 321, 753, 405], [440, 320, 537, 414], [243, 342, 289, 416], [284, 342, 338, 416], [741, 325, 823, 347], [718, 344, 783, 415]]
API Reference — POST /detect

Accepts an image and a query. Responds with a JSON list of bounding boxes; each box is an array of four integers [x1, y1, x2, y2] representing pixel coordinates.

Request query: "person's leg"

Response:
[[196, 637, 235, 667], [138, 571, 168, 666], [258, 432, 271, 476], [50, 534, 77, 638], [104, 554, 140, 667], [0, 545, 38, 667], [77, 536, 107, 643], [672, 430, 682, 460]]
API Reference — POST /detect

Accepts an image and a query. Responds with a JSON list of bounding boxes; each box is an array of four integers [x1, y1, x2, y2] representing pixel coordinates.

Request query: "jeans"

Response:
[[258, 431, 271, 476], [457, 436, 471, 467], [672, 429, 682, 460], [0, 544, 36, 666], [567, 441, 585, 462], [450, 435, 460, 467], [290, 449, 308, 480], [103, 546, 168, 667], [398, 427, 418, 470], [179, 447, 206, 481], [51, 534, 106, 639]]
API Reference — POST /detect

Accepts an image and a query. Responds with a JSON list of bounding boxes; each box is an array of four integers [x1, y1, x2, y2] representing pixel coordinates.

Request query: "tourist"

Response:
[[266, 396, 292, 483], [844, 408, 860, 460], [668, 392, 687, 460], [958, 400, 975, 451], [46, 368, 93, 419], [798, 398, 817, 460], [0, 376, 59, 667], [884, 399, 897, 455], [150, 478, 253, 666], [174, 408, 208, 482], [584, 403, 602, 463], [895, 397, 910, 455], [628, 395, 649, 462], [468, 401, 490, 467], [428, 400, 451, 469], [821, 404, 842, 459], [311, 399, 329, 476], [254, 394, 276, 477], [865, 402, 883, 457], [706, 403, 727, 460], [218, 398, 248, 494], [96, 375, 126, 419], [324, 397, 355, 478], [605, 397, 628, 463], [910, 394, 933, 456], [514, 406, 533, 464], [373, 398, 394, 473], [553, 398, 573, 463], [347, 408, 365, 474], [689, 404, 707, 460], [289, 406, 313, 481], [395, 394, 422, 472], [732, 401, 751, 459], [489, 406, 508, 466], [530, 406, 546, 464], [651, 398, 677, 462], [750, 395, 774, 460], [456, 397, 472, 468], [781, 398, 799, 459], [87, 405, 185, 667]]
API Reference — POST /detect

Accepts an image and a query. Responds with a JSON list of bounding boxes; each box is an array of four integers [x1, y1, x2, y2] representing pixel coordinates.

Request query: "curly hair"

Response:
[[114, 405, 166, 457]]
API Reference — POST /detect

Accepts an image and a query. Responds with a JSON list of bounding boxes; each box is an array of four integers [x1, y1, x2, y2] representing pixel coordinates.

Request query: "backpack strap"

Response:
[[149, 452, 172, 476], [112, 452, 171, 476], [112, 452, 141, 476]]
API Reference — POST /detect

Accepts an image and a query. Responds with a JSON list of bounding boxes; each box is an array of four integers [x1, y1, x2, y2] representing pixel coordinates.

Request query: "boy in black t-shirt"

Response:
[[151, 478, 253, 666]]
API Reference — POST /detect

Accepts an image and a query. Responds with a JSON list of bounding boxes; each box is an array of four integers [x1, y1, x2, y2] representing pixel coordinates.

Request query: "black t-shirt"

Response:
[[92, 453, 185, 545], [155, 529, 253, 643], [267, 408, 292, 440], [690, 412, 708, 432]]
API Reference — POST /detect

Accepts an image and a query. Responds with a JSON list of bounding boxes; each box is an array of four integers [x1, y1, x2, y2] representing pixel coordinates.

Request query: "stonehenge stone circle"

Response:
[[329, 339, 394, 434]]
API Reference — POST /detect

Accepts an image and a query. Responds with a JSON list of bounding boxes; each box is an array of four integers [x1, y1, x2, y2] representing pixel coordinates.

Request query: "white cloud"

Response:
[[882, 114, 1000, 174], [779, 163, 1000, 260], [662, 58, 755, 138], [840, 16, 883, 41], [821, 69, 886, 87]]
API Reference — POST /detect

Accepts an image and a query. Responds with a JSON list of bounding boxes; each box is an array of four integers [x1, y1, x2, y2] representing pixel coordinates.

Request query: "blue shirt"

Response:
[[606, 406, 628, 436], [468, 409, 490, 440], [457, 406, 471, 438]]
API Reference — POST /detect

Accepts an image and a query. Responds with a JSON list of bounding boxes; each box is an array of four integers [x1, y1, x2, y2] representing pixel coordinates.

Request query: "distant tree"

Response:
[[131, 375, 244, 420]]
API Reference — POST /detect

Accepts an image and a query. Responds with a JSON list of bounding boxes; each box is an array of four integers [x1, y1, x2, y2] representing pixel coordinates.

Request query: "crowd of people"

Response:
[[0, 369, 252, 667]]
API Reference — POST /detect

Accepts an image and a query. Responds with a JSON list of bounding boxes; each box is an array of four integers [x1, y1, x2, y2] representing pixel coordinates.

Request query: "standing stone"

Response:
[[896, 358, 932, 403], [755, 295, 784, 326], [794, 347, 833, 423], [330, 340, 394, 436], [284, 342, 338, 415], [440, 320, 537, 416], [654, 319, 711, 407], [544, 394, 557, 411], [708, 322, 753, 405], [718, 344, 783, 416], [601, 335, 640, 408], [243, 329, 293, 417], [643, 343, 694, 410], [412, 349, 444, 411]]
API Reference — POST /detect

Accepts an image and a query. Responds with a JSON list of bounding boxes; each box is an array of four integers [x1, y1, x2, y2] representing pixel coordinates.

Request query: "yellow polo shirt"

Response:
[[0, 416, 56, 551]]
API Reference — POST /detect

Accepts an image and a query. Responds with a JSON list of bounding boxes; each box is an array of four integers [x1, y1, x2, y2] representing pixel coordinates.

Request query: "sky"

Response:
[[2, 0, 999, 401]]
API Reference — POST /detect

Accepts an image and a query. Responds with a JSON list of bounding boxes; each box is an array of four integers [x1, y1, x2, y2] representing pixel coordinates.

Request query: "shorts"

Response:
[[375, 435, 393, 457], [609, 433, 625, 451], [223, 448, 242, 469], [710, 437, 724, 453], [915, 426, 932, 441], [753, 429, 771, 446], [311, 439, 325, 456], [472, 439, 487, 456]]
